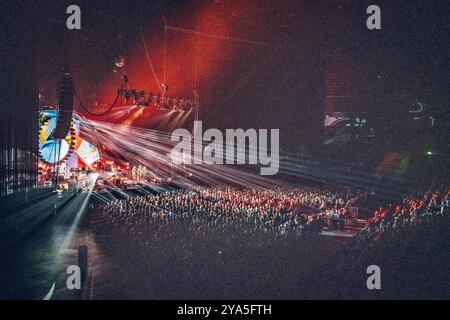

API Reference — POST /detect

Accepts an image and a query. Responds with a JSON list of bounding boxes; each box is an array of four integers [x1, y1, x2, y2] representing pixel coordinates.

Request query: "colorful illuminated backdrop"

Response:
[[39, 108, 100, 173]]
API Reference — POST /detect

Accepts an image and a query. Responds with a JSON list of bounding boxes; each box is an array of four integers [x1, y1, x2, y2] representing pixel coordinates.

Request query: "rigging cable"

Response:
[[140, 27, 163, 93], [73, 85, 122, 117], [190, 33, 199, 137], [192, 32, 197, 91], [164, 20, 167, 85]]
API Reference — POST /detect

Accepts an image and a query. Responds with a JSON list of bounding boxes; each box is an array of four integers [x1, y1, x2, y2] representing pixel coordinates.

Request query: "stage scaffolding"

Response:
[[0, 2, 39, 197]]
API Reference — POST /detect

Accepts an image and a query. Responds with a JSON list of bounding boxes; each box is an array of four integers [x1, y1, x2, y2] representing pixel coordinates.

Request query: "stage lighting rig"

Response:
[[117, 87, 195, 111]]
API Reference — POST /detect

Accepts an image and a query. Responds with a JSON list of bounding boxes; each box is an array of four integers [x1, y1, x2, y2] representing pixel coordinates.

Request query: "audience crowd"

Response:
[[359, 185, 450, 241], [86, 183, 450, 299], [89, 186, 366, 244]]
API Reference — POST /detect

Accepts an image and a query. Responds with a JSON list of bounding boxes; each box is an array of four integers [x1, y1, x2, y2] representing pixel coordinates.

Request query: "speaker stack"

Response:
[[49, 68, 74, 140]]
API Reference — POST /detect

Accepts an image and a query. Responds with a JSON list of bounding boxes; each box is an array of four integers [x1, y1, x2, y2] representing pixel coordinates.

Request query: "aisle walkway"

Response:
[[0, 188, 93, 299]]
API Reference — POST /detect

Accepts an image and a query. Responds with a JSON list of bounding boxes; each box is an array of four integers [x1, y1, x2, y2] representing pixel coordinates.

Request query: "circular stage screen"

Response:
[[39, 108, 100, 167], [40, 139, 70, 164]]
